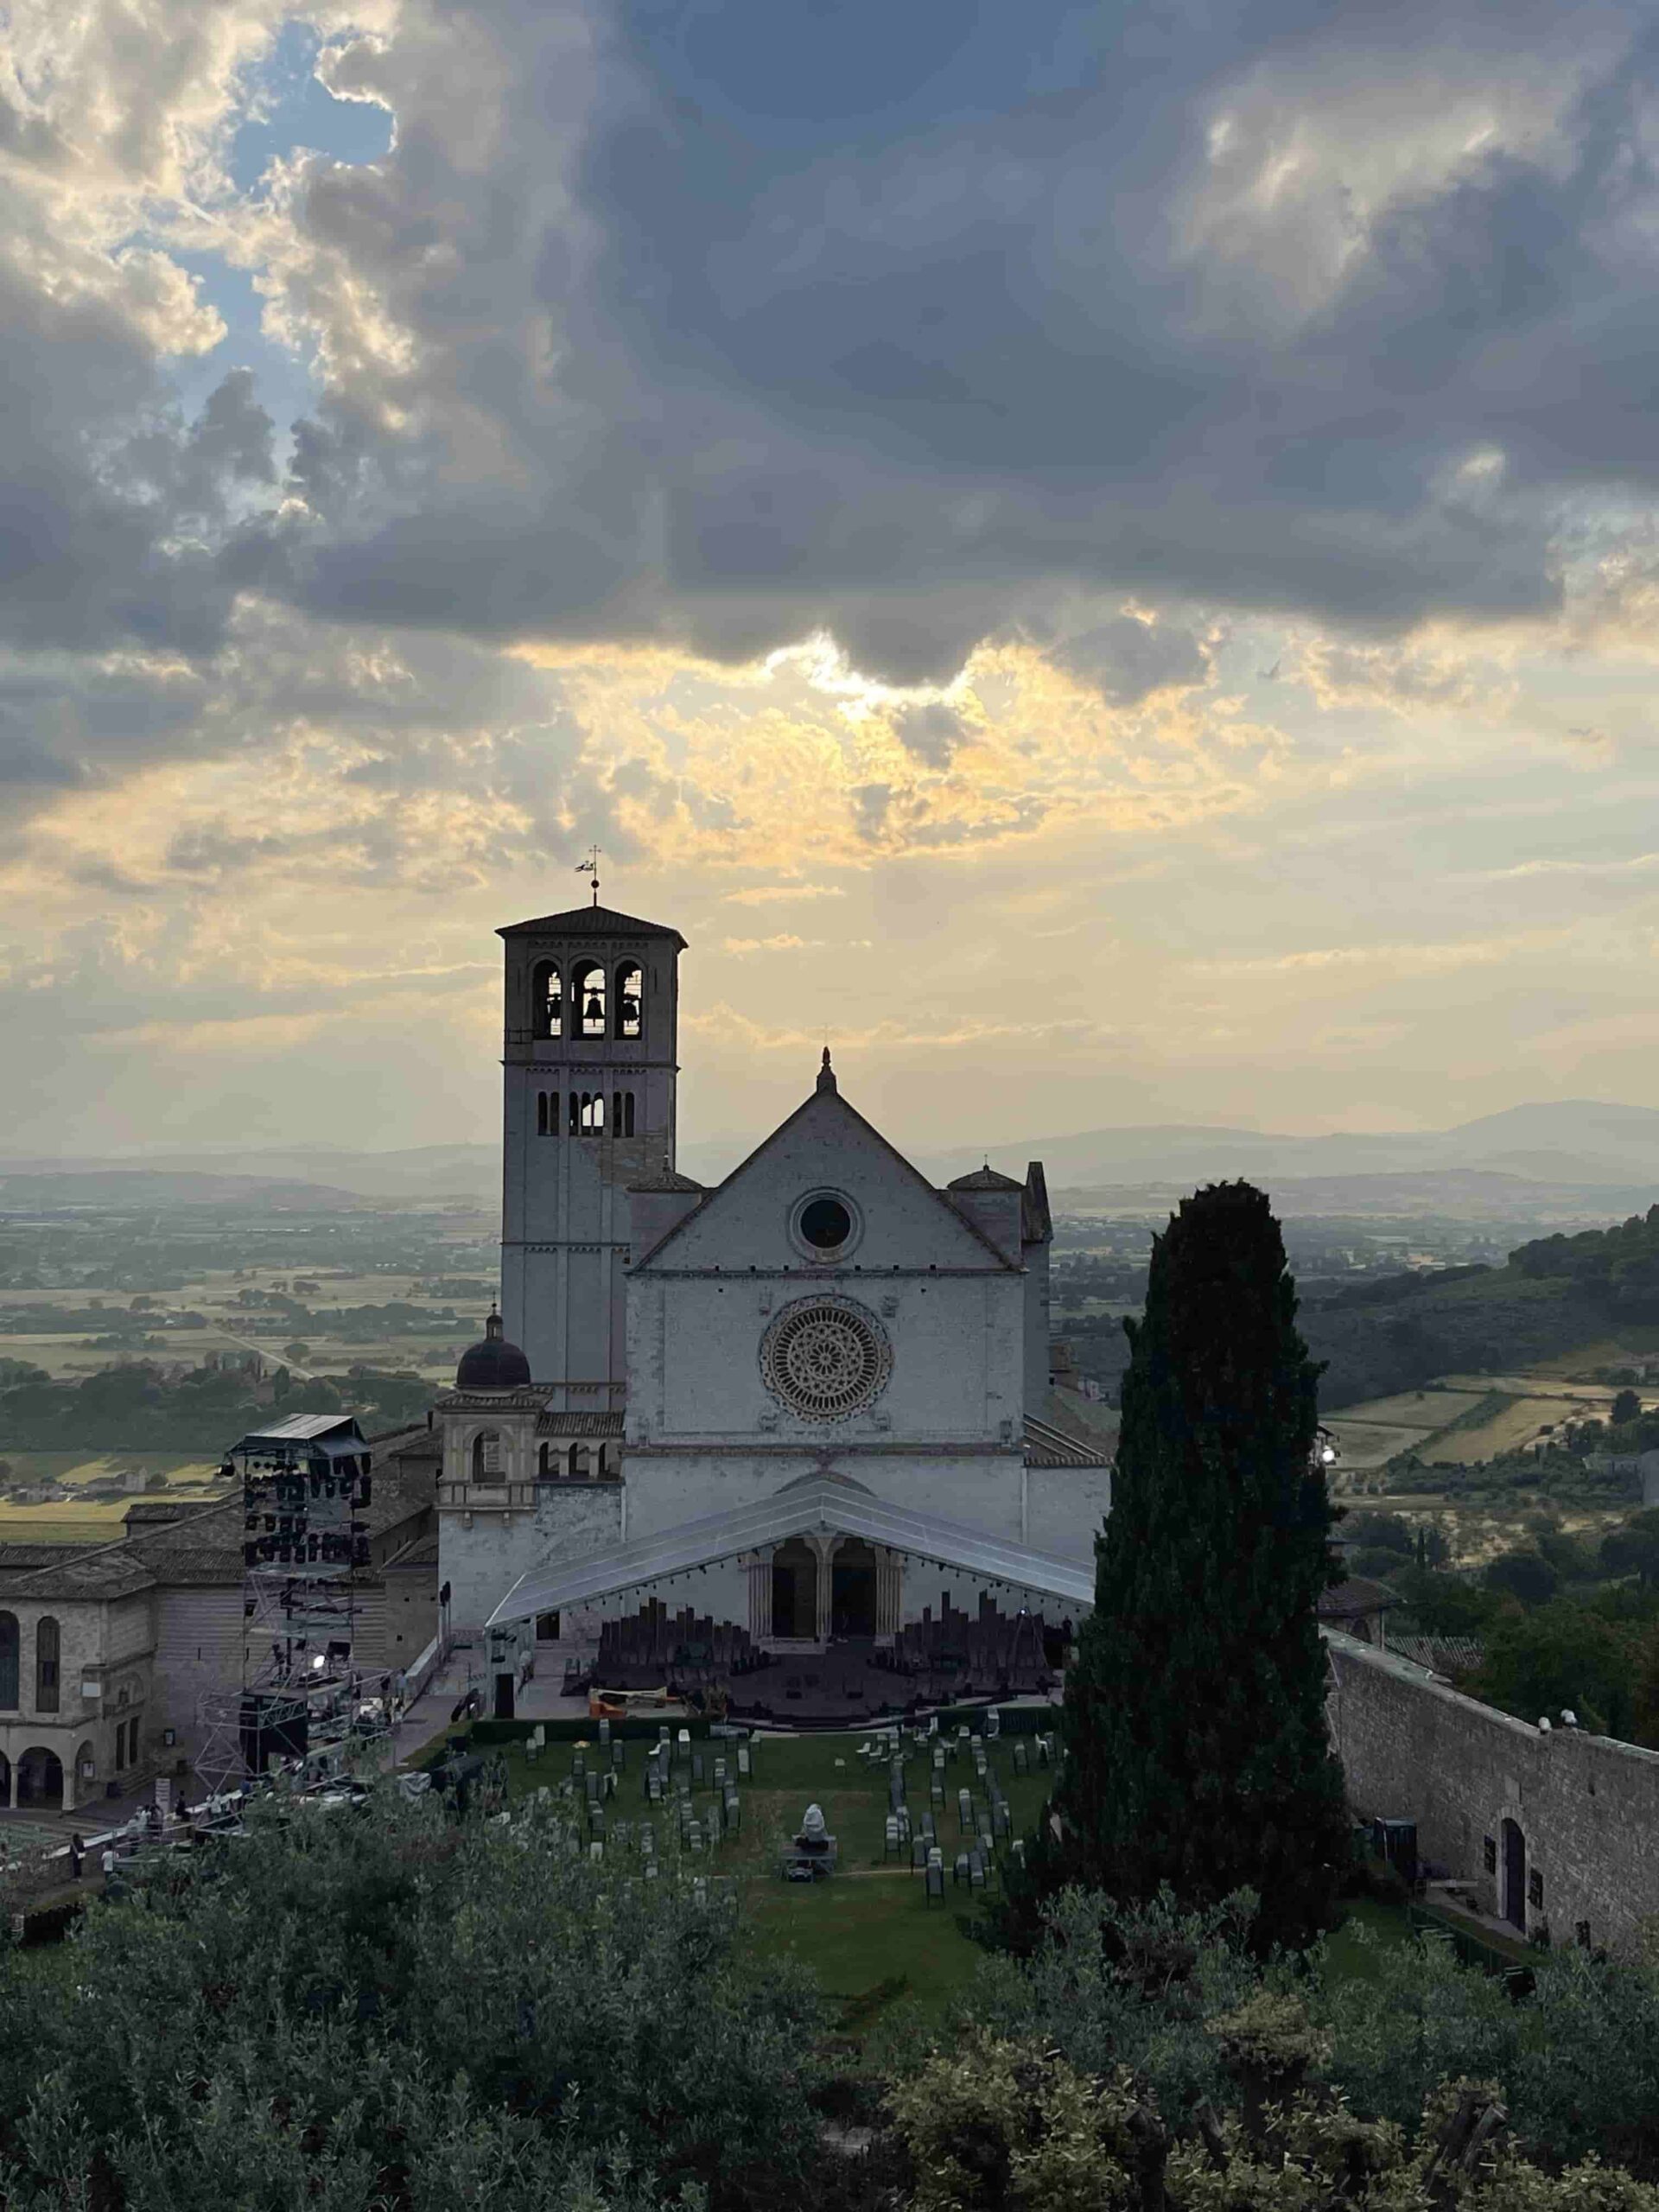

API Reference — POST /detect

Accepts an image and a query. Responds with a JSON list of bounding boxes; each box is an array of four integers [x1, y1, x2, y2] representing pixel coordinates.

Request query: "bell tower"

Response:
[[498, 899, 687, 1406]]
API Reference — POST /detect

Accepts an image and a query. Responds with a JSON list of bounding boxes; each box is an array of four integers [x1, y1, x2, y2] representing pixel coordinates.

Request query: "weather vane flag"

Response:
[[576, 844, 602, 906]]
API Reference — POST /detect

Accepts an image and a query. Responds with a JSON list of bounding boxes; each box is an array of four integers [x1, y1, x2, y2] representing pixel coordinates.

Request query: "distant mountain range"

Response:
[[3, 1102, 1657, 1219], [0, 1169, 368, 1211], [918, 1101, 1659, 1198]]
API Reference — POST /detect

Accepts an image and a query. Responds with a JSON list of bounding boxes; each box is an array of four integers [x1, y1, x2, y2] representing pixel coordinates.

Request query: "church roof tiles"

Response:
[[626, 1167, 705, 1193], [498, 902, 687, 948]]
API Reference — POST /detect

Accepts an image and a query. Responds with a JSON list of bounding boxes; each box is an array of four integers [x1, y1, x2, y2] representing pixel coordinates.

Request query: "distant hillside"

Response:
[[1301, 1267, 1607, 1411], [921, 1099, 1659, 1196], [1049, 1170, 1659, 1224], [1305, 1205, 1659, 1407], [1055, 1205, 1659, 1413], [7, 1098, 1659, 1220], [0, 1171, 365, 1211]]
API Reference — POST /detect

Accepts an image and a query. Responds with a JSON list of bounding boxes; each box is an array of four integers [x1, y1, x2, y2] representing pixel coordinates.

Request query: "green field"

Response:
[[0, 1453, 227, 1543], [482, 1725, 1056, 2031]]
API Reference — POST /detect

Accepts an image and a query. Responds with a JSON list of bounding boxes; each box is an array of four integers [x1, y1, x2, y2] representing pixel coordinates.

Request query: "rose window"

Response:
[[760, 1298, 891, 1421]]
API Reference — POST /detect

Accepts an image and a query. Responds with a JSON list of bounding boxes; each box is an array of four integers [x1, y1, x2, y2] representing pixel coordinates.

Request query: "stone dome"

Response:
[[454, 1310, 531, 1390]]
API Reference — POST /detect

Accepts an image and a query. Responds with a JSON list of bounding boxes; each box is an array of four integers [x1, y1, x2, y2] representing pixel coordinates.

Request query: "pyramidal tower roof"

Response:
[[498, 902, 686, 948]]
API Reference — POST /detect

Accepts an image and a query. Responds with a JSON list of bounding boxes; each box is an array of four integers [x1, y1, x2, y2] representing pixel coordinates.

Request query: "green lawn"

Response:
[[485, 1724, 1058, 2033]]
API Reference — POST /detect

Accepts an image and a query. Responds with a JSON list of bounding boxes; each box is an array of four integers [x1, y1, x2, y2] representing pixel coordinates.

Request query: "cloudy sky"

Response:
[[6, 0, 1659, 1163]]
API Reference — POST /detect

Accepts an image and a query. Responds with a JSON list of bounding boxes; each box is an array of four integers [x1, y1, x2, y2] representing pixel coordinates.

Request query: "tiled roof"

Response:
[[1319, 1576, 1399, 1617], [385, 1531, 440, 1569], [0, 1543, 84, 1570], [626, 1168, 705, 1193], [535, 1410, 626, 1437], [0, 1552, 156, 1599], [137, 1548, 242, 1586], [947, 1166, 1023, 1192], [498, 903, 686, 947], [375, 1427, 442, 1463], [1023, 1415, 1110, 1469]]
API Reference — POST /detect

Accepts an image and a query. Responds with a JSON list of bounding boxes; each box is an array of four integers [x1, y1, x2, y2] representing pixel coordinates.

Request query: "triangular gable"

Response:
[[635, 1081, 1018, 1272]]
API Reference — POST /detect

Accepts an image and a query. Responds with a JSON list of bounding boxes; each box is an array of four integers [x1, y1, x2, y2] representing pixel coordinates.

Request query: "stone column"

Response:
[[811, 1535, 836, 1643], [871, 1547, 902, 1639], [741, 1551, 773, 1641]]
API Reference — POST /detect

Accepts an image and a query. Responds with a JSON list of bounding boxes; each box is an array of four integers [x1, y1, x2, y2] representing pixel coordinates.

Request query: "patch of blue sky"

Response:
[[162, 21, 392, 447], [229, 18, 391, 199], [167, 252, 316, 439]]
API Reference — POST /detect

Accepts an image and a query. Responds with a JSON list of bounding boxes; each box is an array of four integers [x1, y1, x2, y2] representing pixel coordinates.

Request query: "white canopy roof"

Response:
[[485, 1470, 1096, 1627]]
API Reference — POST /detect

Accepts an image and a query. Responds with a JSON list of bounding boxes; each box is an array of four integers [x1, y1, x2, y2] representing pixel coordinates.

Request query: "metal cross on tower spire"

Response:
[[575, 844, 602, 905]]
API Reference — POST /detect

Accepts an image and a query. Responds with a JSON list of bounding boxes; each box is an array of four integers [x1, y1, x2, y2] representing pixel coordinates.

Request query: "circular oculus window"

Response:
[[788, 1188, 861, 1261], [760, 1297, 891, 1421], [798, 1194, 854, 1249]]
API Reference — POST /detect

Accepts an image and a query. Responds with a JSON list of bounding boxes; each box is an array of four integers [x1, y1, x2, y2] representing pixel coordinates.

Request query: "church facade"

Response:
[[435, 901, 1112, 1656]]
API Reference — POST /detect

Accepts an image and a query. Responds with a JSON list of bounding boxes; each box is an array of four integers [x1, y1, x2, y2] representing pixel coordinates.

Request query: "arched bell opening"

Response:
[[530, 960, 563, 1039], [614, 961, 643, 1040], [572, 959, 606, 1039]]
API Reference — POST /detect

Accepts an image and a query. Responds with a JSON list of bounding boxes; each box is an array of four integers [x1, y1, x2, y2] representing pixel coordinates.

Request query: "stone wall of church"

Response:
[[624, 1447, 1033, 1541], [1023, 1464, 1110, 1562], [439, 1484, 625, 1634], [630, 1274, 1027, 1452], [1325, 1630, 1659, 1960]]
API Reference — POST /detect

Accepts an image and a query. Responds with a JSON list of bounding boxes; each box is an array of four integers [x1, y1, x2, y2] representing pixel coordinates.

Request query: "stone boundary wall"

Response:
[[1324, 1630, 1659, 1961]]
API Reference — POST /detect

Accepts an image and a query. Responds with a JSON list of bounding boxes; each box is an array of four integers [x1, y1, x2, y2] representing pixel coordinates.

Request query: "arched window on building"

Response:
[[0, 1614, 16, 1709], [536, 1091, 547, 1136], [580, 1092, 605, 1134], [570, 1445, 592, 1480], [536, 1090, 560, 1136], [531, 961, 563, 1039], [470, 1430, 503, 1482], [568, 1090, 579, 1135], [572, 959, 606, 1038], [612, 1090, 636, 1136], [35, 1617, 59, 1713], [614, 961, 643, 1039]]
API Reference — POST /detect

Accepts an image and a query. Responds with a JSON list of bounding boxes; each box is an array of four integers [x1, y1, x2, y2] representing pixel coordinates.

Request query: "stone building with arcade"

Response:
[[436, 898, 1115, 1699]]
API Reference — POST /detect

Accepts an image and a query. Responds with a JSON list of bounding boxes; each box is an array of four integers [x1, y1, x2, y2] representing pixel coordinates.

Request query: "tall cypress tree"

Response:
[[1005, 1180, 1350, 1953]]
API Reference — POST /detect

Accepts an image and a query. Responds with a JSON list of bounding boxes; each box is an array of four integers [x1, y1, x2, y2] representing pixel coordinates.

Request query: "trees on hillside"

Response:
[[1005, 1181, 1350, 1955]]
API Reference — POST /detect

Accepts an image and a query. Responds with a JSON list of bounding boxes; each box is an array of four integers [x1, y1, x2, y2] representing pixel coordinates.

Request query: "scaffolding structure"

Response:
[[195, 1413, 400, 1796]]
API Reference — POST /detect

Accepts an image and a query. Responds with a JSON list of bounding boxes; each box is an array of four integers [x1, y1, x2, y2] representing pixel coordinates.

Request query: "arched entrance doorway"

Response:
[[771, 1540, 818, 1639], [0, 1751, 10, 1808], [1501, 1817, 1527, 1931], [830, 1540, 877, 1638], [16, 1746, 62, 1811]]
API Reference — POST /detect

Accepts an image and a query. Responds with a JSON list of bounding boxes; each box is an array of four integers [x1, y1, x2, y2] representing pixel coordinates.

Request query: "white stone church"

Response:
[[436, 900, 1113, 1676]]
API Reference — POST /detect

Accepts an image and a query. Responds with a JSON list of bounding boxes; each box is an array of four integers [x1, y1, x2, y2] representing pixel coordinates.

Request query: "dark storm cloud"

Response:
[[243, 0, 1659, 682], [7, 0, 1659, 821]]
